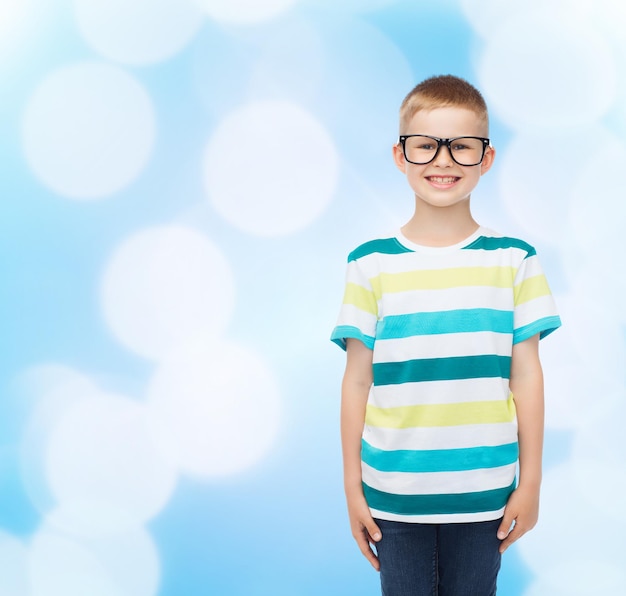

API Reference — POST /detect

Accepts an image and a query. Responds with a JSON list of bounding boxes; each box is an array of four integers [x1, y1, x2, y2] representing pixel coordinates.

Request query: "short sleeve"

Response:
[[330, 257, 378, 351], [512, 252, 561, 344]]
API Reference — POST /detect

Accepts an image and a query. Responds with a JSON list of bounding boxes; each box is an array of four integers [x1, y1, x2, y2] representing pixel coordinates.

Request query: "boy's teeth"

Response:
[[430, 176, 457, 183]]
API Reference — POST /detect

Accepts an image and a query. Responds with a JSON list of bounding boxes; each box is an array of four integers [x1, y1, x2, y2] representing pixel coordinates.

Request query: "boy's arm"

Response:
[[341, 338, 382, 571], [498, 333, 544, 553]]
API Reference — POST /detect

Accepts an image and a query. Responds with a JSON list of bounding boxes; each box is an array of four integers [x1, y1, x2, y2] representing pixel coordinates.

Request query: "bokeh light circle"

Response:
[[204, 100, 339, 236], [524, 560, 626, 596], [572, 404, 626, 492], [101, 225, 235, 360], [0, 0, 32, 61], [478, 9, 616, 131], [302, 0, 401, 13], [542, 361, 623, 431], [568, 133, 626, 255], [22, 61, 155, 199], [540, 293, 626, 430], [0, 532, 28, 596], [0, 0, 25, 36], [572, 458, 626, 524], [517, 463, 626, 575], [45, 393, 178, 526], [563, 260, 626, 325], [19, 365, 101, 514], [248, 17, 325, 105], [551, 294, 626, 376], [560, 134, 626, 325], [45, 501, 148, 539], [147, 339, 281, 477], [497, 129, 608, 246], [73, 0, 204, 65], [460, 0, 590, 40], [193, 0, 296, 25], [460, 0, 519, 39], [29, 522, 160, 596]]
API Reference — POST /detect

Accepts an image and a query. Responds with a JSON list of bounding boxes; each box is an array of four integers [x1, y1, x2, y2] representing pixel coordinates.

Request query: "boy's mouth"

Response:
[[426, 176, 460, 184]]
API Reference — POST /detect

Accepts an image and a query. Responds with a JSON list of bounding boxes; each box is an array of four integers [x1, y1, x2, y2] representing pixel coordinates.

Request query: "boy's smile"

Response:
[[393, 106, 495, 212], [426, 175, 461, 189]]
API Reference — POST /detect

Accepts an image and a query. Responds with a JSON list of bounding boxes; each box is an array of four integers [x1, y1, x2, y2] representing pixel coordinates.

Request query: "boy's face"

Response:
[[393, 106, 495, 211]]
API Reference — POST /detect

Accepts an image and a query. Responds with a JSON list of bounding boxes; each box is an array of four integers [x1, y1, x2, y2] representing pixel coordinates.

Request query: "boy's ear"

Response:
[[393, 143, 407, 173], [480, 145, 496, 175]]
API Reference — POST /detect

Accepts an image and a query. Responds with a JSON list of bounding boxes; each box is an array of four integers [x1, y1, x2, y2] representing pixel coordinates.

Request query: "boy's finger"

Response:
[[356, 529, 380, 570], [497, 516, 513, 540], [499, 524, 523, 553], [366, 520, 382, 543]]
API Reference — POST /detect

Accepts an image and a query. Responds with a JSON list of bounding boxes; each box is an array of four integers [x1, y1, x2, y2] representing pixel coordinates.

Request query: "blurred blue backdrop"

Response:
[[2, 1, 626, 594]]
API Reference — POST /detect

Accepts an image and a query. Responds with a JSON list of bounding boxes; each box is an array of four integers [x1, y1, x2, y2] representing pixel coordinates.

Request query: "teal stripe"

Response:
[[377, 309, 513, 339], [514, 315, 562, 345], [362, 440, 518, 473], [463, 235, 536, 257], [363, 479, 516, 516], [373, 355, 511, 385], [331, 325, 375, 351], [348, 238, 414, 262]]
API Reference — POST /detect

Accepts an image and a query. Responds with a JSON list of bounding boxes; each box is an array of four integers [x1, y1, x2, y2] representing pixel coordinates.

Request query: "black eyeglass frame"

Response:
[[398, 135, 491, 166]]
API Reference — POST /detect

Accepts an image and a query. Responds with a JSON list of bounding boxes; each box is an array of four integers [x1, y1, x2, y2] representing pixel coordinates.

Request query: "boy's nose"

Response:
[[432, 144, 454, 166]]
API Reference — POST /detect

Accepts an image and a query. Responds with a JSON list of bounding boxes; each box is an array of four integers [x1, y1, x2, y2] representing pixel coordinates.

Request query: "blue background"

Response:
[[2, 1, 625, 594]]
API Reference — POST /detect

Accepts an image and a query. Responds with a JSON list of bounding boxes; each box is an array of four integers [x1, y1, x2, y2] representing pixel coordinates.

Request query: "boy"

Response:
[[331, 75, 561, 595]]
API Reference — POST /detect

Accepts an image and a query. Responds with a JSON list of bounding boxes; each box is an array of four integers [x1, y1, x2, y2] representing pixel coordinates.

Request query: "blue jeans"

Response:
[[374, 518, 502, 596]]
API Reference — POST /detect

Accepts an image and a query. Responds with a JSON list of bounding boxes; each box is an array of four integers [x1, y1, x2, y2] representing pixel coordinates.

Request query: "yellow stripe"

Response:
[[370, 267, 516, 299], [343, 282, 378, 315], [514, 274, 551, 306], [365, 395, 516, 428]]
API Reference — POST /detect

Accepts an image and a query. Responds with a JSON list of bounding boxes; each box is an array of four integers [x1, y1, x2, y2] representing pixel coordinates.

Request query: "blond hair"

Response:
[[399, 75, 489, 134]]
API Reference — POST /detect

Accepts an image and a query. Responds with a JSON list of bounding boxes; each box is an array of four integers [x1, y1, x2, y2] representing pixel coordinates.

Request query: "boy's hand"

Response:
[[347, 492, 382, 571], [497, 484, 540, 553]]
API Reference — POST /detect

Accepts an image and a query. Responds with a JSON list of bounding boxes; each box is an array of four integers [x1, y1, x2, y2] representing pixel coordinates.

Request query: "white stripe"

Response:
[[363, 421, 518, 451], [356, 245, 529, 276], [335, 303, 377, 336], [362, 463, 517, 495], [373, 331, 512, 363], [380, 286, 514, 315], [514, 295, 559, 329], [345, 261, 374, 287], [368, 377, 511, 408], [369, 508, 506, 524], [514, 254, 546, 281]]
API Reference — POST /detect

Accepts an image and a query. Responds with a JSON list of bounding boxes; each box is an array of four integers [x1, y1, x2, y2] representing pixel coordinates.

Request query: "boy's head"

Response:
[[399, 75, 489, 136], [393, 75, 495, 210]]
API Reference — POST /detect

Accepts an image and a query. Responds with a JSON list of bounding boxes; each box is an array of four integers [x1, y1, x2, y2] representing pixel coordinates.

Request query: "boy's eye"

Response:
[[417, 142, 436, 150], [452, 143, 469, 151]]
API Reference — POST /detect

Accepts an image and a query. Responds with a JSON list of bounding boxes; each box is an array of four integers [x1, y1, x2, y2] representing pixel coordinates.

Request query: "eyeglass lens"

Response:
[[403, 136, 485, 166]]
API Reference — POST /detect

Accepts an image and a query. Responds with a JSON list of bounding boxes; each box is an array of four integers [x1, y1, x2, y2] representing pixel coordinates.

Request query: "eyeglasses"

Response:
[[398, 135, 490, 166]]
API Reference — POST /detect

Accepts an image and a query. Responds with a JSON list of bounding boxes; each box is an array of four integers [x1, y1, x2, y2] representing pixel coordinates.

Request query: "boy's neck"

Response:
[[401, 200, 479, 247]]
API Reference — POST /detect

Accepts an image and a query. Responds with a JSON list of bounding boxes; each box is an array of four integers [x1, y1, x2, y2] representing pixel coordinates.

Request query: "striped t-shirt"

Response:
[[331, 227, 561, 524]]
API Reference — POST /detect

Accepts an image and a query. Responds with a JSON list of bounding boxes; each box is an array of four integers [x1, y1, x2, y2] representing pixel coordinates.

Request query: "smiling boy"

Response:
[[331, 75, 561, 595]]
